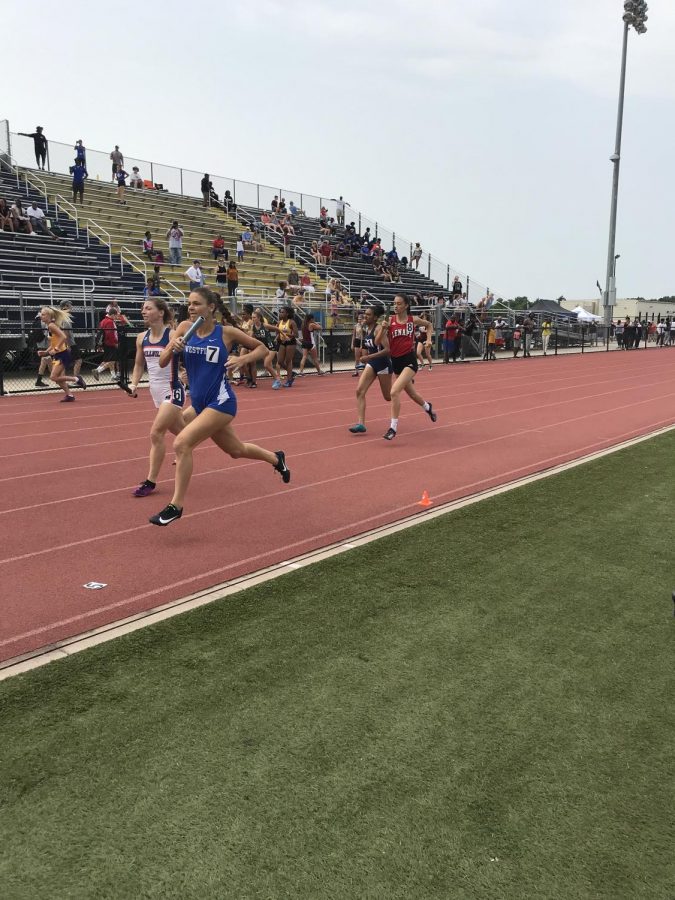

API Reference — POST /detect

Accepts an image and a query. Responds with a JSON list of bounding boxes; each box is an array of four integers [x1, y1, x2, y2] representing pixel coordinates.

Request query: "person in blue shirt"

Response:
[[74, 140, 86, 164], [149, 287, 291, 526], [69, 159, 88, 204], [116, 167, 129, 205]]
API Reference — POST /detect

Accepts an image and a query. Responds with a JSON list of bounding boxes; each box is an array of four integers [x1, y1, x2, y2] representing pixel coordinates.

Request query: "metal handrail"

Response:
[[163, 278, 186, 300], [54, 194, 79, 239], [119, 245, 147, 280], [85, 217, 112, 266], [38, 274, 95, 305], [23, 170, 49, 212]]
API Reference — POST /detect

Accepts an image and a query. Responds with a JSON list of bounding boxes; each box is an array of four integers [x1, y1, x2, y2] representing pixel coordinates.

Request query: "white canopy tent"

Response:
[[571, 306, 603, 322]]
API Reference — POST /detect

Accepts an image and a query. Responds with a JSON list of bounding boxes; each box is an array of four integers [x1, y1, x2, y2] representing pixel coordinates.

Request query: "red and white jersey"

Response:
[[388, 315, 415, 358]]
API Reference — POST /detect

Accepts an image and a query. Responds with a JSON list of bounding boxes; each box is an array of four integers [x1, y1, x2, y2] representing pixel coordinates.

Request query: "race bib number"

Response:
[[169, 384, 185, 407], [205, 346, 220, 364]]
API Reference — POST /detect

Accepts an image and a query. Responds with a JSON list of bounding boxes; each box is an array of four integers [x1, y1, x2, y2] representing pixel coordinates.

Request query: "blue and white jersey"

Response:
[[183, 323, 234, 412]]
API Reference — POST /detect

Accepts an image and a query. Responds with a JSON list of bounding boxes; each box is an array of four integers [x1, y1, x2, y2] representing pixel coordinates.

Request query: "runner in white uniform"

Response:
[[128, 298, 187, 498]]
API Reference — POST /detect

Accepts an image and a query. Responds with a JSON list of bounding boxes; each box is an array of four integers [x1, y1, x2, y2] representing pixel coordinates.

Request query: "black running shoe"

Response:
[[149, 503, 183, 526], [274, 450, 291, 483], [426, 403, 437, 423], [383, 427, 397, 441], [76, 375, 87, 390]]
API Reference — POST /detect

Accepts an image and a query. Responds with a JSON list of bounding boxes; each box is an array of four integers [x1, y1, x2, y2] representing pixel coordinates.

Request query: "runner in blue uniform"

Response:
[[349, 304, 392, 434], [149, 287, 290, 526]]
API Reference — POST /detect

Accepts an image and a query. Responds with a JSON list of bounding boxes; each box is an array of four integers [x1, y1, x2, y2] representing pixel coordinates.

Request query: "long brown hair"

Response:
[[146, 296, 174, 325]]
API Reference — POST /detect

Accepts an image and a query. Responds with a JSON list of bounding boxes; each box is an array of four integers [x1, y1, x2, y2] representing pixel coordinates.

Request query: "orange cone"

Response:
[[418, 490, 432, 508]]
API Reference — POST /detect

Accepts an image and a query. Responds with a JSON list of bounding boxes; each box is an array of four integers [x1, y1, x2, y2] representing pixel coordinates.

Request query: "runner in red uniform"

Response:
[[383, 294, 437, 440]]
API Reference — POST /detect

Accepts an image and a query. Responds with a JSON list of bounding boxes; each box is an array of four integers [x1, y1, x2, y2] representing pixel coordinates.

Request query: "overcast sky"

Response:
[[3, 0, 672, 300]]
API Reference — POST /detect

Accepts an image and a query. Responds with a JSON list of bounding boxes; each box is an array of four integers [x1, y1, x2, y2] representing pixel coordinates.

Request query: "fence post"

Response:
[[180, 168, 184, 195], [555, 326, 558, 355], [257, 184, 260, 208], [150, 162, 154, 184], [329, 328, 334, 374], [358, 212, 361, 233], [427, 255, 431, 279], [466, 275, 470, 304], [446, 265, 450, 289], [0, 342, 5, 396], [581, 327, 585, 353], [606, 326, 610, 351]]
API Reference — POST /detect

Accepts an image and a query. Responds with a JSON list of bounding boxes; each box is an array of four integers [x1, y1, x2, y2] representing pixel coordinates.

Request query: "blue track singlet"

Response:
[[363, 324, 392, 375], [183, 323, 237, 417]]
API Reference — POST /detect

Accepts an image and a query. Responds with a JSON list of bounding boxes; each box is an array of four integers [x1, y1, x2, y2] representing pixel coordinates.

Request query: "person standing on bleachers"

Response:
[[110, 145, 124, 182], [336, 196, 346, 225], [69, 158, 88, 205], [116, 167, 129, 205], [74, 139, 87, 165], [185, 260, 205, 291], [166, 221, 184, 266], [201, 174, 212, 208], [19, 126, 48, 170]]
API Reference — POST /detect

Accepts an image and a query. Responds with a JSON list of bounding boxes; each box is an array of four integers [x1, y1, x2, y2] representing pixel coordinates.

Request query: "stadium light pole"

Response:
[[602, 1, 648, 327]]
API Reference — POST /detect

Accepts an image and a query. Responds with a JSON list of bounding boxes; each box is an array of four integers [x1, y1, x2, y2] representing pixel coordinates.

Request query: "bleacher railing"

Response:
[[85, 218, 111, 266], [7, 129, 504, 304], [54, 195, 79, 240]]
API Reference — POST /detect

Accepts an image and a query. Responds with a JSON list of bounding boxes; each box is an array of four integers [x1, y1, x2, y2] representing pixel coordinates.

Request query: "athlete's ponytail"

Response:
[[371, 303, 385, 321], [41, 306, 72, 327]]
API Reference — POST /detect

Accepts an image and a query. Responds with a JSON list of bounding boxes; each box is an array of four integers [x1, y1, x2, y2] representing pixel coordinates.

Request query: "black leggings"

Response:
[[73, 185, 84, 203], [227, 281, 238, 297], [35, 150, 46, 168]]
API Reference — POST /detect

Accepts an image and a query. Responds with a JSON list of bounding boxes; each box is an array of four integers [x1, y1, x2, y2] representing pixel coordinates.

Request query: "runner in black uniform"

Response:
[[349, 304, 392, 434]]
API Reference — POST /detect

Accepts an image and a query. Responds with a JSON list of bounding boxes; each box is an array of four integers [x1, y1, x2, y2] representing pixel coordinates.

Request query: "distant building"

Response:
[[563, 298, 675, 320]]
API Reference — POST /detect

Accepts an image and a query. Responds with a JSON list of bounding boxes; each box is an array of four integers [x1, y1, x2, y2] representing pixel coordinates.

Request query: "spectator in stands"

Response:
[[74, 140, 87, 165], [223, 189, 235, 212], [144, 278, 160, 297], [10, 198, 34, 234], [362, 226, 371, 244], [278, 198, 287, 215], [70, 158, 88, 204], [19, 126, 48, 170], [451, 276, 462, 300], [412, 243, 423, 269], [129, 167, 143, 189], [151, 265, 162, 294], [320, 205, 328, 219], [271, 196, 279, 213], [142, 231, 154, 259], [0, 198, 14, 232], [215, 257, 228, 288], [212, 234, 226, 259], [444, 312, 461, 363], [310, 240, 321, 265], [260, 211, 271, 228], [336, 196, 346, 225], [166, 221, 184, 266], [236, 238, 245, 261], [185, 260, 205, 290], [299, 272, 314, 297], [319, 240, 331, 264], [110, 145, 124, 182], [116, 166, 129, 204], [26, 201, 58, 240], [288, 268, 300, 289], [241, 226, 253, 249], [201, 174, 212, 207], [226, 261, 239, 297], [289, 200, 302, 217]]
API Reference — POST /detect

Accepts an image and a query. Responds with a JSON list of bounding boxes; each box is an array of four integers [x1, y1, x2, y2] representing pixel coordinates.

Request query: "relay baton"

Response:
[[176, 316, 205, 352]]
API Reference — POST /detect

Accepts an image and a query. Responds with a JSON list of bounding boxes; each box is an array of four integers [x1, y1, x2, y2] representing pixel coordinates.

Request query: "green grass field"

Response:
[[1, 433, 674, 899]]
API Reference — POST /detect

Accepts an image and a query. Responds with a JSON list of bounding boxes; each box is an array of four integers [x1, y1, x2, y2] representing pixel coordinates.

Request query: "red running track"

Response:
[[1, 349, 674, 662]]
